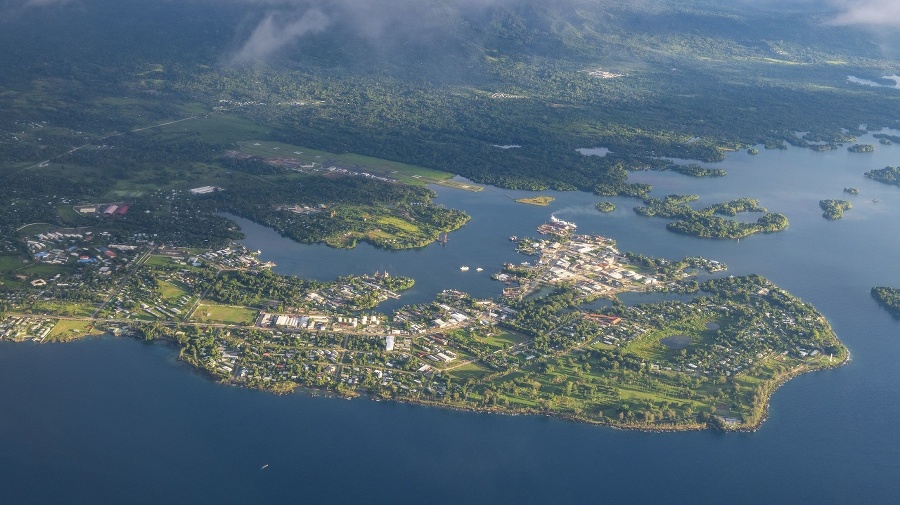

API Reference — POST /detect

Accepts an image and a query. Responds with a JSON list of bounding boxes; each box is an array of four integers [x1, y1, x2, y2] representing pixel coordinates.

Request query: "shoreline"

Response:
[[2, 311, 851, 433]]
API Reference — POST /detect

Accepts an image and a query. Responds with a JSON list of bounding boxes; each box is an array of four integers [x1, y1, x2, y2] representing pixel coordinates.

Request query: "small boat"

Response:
[[260, 464, 269, 470], [509, 236, 518, 241], [476, 267, 484, 272], [873, 198, 880, 203], [460, 266, 469, 271]]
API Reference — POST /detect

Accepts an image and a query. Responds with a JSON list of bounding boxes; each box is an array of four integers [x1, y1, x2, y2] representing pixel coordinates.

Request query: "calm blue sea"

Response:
[[2, 132, 899, 504]]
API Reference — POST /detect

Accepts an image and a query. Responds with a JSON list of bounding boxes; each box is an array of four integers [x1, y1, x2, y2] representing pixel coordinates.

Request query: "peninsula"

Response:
[[872, 287, 900, 318], [0, 219, 847, 432]]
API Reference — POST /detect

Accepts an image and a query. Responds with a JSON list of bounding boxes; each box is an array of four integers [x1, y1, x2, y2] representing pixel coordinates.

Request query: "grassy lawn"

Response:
[[30, 301, 96, 317], [46, 319, 102, 342], [157, 280, 191, 301], [0, 255, 27, 274], [480, 330, 528, 350], [15, 223, 56, 235], [376, 216, 420, 233], [447, 362, 493, 381], [145, 255, 179, 268], [191, 304, 257, 325], [146, 110, 270, 145]]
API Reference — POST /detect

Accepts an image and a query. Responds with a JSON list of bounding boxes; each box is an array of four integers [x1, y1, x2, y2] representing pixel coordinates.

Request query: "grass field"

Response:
[[46, 319, 102, 342], [30, 301, 96, 317], [0, 255, 27, 274], [480, 331, 528, 351], [515, 196, 555, 206], [447, 362, 493, 381], [15, 223, 57, 235], [376, 216, 420, 233], [236, 140, 482, 191], [191, 304, 257, 325], [144, 110, 270, 145], [145, 255, 178, 268], [157, 280, 192, 301]]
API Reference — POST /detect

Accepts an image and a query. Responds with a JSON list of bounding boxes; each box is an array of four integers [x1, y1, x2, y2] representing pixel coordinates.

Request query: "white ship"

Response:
[[460, 266, 470, 271]]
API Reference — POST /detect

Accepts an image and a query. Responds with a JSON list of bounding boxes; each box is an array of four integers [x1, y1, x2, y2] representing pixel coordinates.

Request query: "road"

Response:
[[13, 115, 200, 175], [91, 246, 156, 319]]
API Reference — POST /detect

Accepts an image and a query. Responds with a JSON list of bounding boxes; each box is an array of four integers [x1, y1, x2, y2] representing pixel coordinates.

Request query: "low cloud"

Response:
[[232, 7, 329, 63], [228, 0, 510, 63], [829, 0, 900, 27]]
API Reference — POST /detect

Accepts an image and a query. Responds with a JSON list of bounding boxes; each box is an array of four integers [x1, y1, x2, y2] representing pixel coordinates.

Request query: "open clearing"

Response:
[[191, 304, 257, 325], [237, 140, 483, 191]]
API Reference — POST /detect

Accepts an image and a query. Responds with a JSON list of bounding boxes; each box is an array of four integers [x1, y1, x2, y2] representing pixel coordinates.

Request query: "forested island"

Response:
[[819, 200, 852, 220], [595, 201, 616, 213], [865, 166, 900, 186], [634, 195, 788, 239], [843, 187, 860, 195], [874, 134, 900, 145], [847, 144, 875, 153], [666, 164, 727, 178], [872, 287, 900, 318]]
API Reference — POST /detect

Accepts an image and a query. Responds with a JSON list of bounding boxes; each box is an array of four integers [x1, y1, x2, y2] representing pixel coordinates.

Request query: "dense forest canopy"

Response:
[[1, 0, 900, 241]]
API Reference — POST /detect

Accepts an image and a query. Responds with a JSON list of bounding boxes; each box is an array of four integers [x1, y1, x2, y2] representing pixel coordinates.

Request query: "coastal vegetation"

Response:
[[819, 200, 852, 220], [595, 201, 616, 213], [871, 287, 900, 318], [865, 166, 900, 186]]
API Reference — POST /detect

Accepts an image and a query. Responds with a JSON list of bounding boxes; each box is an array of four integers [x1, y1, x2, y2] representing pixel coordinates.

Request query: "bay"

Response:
[[2, 130, 900, 503]]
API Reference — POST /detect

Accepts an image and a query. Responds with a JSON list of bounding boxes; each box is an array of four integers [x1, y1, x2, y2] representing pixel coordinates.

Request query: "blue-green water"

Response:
[[2, 132, 900, 503]]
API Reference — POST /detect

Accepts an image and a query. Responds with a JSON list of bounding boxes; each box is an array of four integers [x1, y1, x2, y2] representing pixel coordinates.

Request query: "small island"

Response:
[[634, 195, 789, 239], [747, 148, 759, 155], [873, 133, 900, 145], [843, 187, 860, 195], [847, 144, 876, 153], [819, 199, 852, 220], [595, 201, 616, 213], [666, 164, 727, 178], [872, 287, 900, 318], [865, 166, 900, 186], [515, 196, 556, 206]]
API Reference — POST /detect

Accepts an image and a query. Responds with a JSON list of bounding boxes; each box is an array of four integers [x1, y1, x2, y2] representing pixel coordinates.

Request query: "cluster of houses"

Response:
[[75, 203, 130, 216], [0, 316, 56, 342], [504, 225, 659, 301]]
